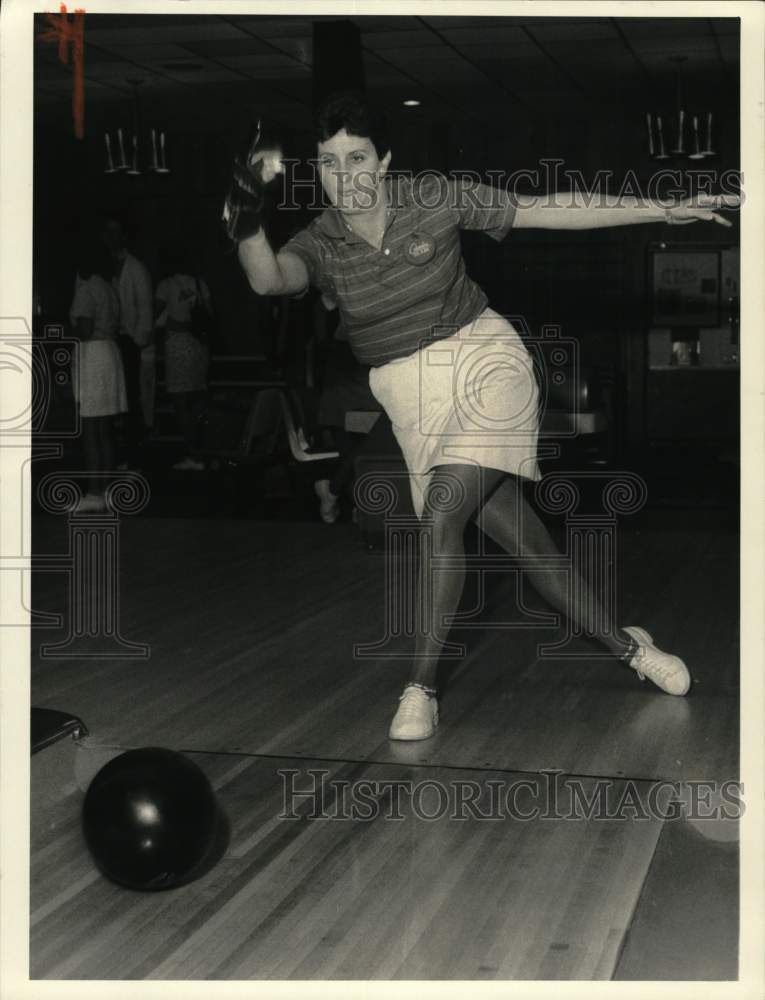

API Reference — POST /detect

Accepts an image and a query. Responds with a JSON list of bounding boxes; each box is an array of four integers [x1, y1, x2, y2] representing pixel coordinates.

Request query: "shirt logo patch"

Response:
[[405, 233, 436, 265]]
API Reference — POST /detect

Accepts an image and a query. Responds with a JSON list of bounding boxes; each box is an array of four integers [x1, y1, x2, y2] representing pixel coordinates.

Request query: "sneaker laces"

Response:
[[631, 643, 678, 685], [397, 684, 435, 719]]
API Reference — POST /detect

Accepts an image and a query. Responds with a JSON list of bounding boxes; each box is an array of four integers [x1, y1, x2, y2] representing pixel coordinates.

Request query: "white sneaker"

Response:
[[73, 493, 107, 514], [623, 626, 691, 696], [314, 479, 340, 524], [388, 684, 439, 741]]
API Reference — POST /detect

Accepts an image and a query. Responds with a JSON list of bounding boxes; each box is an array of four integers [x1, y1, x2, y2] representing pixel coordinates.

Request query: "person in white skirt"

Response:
[[69, 243, 128, 513], [226, 92, 739, 740], [103, 216, 154, 462]]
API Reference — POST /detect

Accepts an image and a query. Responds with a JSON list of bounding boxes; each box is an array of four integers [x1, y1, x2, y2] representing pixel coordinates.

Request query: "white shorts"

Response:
[[368, 308, 541, 518]]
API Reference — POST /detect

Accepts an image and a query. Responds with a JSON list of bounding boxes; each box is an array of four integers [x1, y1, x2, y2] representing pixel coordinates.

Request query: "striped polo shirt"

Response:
[[281, 173, 518, 367]]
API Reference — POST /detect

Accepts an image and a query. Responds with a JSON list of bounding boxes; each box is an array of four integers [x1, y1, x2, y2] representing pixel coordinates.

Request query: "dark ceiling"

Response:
[[35, 13, 739, 136]]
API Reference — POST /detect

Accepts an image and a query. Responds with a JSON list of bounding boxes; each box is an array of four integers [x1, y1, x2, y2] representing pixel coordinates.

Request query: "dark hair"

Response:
[[315, 90, 390, 160], [75, 241, 114, 282], [101, 212, 127, 235]]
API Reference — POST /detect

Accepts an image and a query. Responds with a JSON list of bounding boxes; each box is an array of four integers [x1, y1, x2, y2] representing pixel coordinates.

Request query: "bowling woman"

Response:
[[227, 91, 738, 741]]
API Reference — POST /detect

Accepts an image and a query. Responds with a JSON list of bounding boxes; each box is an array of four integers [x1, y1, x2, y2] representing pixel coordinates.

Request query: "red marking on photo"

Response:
[[37, 3, 86, 139]]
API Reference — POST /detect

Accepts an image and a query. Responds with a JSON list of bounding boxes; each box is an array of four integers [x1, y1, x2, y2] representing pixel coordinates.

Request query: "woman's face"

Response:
[[316, 129, 391, 214]]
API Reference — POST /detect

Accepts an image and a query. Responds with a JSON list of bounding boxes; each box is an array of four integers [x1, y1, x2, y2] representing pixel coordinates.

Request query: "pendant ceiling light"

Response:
[[104, 79, 170, 175], [645, 56, 716, 162]]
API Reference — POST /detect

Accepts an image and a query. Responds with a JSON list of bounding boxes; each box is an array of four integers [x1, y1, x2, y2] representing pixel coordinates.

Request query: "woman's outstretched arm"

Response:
[[512, 192, 740, 230]]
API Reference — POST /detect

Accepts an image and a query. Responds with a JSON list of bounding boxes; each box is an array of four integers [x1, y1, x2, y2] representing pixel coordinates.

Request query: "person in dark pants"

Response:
[[311, 292, 393, 523]]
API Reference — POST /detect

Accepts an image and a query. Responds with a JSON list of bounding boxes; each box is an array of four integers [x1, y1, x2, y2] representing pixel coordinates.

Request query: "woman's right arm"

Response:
[[237, 230, 309, 297]]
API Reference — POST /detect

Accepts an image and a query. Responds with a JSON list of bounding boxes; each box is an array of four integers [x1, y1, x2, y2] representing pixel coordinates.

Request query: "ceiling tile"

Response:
[[386, 47, 467, 65], [266, 37, 313, 63], [84, 14, 215, 30], [80, 61, 146, 80], [362, 30, 438, 50], [438, 25, 530, 47], [218, 54, 310, 77], [363, 62, 412, 84], [229, 17, 315, 38], [405, 62, 492, 85], [628, 37, 719, 59], [528, 21, 618, 42], [546, 40, 637, 68], [79, 80, 117, 97], [542, 38, 626, 56], [35, 57, 73, 81], [423, 16, 520, 28], [352, 16, 421, 31], [34, 78, 78, 93], [159, 67, 243, 84], [182, 38, 274, 57], [457, 41, 544, 59], [35, 35, 115, 64], [514, 16, 609, 27], [708, 18, 740, 36], [125, 75, 178, 92], [39, 78, 116, 101], [616, 18, 713, 38], [97, 44, 197, 62], [85, 22, 248, 46]]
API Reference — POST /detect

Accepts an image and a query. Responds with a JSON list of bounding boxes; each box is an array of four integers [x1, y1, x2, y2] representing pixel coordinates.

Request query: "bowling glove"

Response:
[[222, 119, 285, 243]]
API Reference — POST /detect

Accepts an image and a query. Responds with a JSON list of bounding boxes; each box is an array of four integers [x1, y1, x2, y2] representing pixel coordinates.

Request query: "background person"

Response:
[[154, 250, 213, 471], [69, 241, 127, 513], [103, 215, 154, 465], [311, 292, 383, 523]]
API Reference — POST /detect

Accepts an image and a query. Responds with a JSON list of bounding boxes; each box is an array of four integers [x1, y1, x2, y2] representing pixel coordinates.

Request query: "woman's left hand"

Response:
[[667, 194, 741, 227]]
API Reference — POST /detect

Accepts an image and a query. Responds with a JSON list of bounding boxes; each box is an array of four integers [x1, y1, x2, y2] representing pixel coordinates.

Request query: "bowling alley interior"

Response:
[[18, 9, 754, 986]]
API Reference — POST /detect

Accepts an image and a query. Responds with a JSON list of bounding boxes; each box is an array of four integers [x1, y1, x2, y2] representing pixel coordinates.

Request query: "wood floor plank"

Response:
[[31, 747, 664, 980], [32, 517, 738, 782]]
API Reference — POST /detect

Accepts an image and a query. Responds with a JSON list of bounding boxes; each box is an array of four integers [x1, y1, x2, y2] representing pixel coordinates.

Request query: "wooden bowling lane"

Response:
[[32, 514, 738, 783], [31, 740, 665, 980], [613, 811, 738, 980]]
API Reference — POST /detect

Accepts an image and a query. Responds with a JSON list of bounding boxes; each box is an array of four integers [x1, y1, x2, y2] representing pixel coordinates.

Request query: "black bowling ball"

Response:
[[82, 747, 219, 891]]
